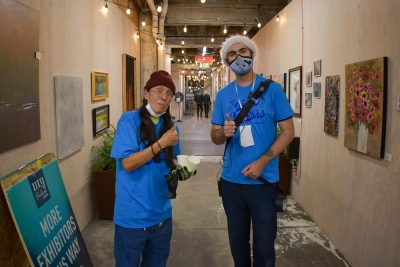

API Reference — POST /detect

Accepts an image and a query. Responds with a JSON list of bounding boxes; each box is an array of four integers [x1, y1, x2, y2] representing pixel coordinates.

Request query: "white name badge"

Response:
[[240, 125, 255, 147]]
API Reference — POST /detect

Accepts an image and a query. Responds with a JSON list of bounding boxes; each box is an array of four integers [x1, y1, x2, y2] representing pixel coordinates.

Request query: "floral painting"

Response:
[[324, 75, 340, 136], [344, 57, 387, 158]]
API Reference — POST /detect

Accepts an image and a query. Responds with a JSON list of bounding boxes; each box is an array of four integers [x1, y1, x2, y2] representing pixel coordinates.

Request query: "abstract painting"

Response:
[[289, 66, 302, 117], [313, 82, 321, 98], [0, 0, 40, 153], [344, 57, 387, 158], [324, 75, 340, 136]]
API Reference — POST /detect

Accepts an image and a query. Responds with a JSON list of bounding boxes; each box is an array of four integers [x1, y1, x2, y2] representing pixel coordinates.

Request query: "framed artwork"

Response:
[[271, 73, 287, 94], [91, 71, 108, 101], [0, 0, 40, 153], [305, 93, 312, 108], [344, 57, 387, 158], [92, 105, 110, 136], [324, 75, 340, 136], [313, 82, 321, 98], [122, 54, 136, 112], [314, 59, 321, 77], [306, 71, 312, 87], [288, 66, 302, 116]]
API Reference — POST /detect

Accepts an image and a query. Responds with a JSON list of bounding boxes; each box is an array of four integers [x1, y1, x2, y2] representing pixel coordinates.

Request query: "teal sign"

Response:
[[2, 154, 93, 267]]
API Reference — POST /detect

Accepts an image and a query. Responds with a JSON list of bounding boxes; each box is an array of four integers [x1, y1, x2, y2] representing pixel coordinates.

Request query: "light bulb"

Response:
[[201, 0, 206, 3], [243, 30, 247, 35], [183, 24, 187, 33], [202, 46, 206, 54], [157, 5, 162, 13], [211, 37, 214, 42], [102, 2, 108, 15], [223, 26, 227, 34], [276, 15, 280, 22], [141, 20, 146, 27], [181, 49, 185, 54], [181, 40, 185, 45], [126, 8, 131, 15], [257, 22, 261, 28]]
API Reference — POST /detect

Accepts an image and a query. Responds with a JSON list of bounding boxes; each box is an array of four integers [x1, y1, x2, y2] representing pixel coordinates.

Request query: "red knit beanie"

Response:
[[144, 70, 176, 94]]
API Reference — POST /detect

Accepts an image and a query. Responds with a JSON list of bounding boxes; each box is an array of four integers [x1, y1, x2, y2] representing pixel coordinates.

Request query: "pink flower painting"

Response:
[[344, 57, 387, 159]]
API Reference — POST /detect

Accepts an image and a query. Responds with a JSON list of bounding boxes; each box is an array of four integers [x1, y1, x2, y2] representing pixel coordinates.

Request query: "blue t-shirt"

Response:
[[211, 74, 293, 184], [110, 110, 180, 228]]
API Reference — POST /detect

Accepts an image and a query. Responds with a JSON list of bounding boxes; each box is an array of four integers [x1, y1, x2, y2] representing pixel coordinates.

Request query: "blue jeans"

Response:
[[114, 218, 172, 267], [220, 179, 277, 267]]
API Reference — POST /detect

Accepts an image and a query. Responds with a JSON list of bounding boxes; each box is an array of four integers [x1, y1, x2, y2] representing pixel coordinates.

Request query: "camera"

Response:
[[165, 165, 196, 199], [275, 195, 288, 212]]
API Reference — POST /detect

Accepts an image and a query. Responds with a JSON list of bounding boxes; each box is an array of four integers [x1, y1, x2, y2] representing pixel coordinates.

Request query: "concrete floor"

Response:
[[82, 115, 350, 267]]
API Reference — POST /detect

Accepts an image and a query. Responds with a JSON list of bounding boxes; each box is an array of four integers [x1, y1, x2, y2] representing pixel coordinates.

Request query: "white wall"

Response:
[[253, 0, 400, 266], [0, 0, 140, 230]]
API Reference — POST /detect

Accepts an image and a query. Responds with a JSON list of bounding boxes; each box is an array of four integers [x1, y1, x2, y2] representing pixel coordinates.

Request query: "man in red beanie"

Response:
[[111, 70, 180, 267]]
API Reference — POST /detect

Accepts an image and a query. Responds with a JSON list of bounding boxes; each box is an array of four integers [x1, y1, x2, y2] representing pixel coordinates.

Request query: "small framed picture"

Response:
[[92, 105, 110, 136], [305, 93, 312, 108], [313, 82, 321, 98], [306, 71, 312, 87], [91, 71, 109, 101], [314, 59, 321, 77], [288, 66, 302, 117]]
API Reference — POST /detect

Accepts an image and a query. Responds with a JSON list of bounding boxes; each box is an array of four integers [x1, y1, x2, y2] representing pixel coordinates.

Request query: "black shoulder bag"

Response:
[[218, 79, 288, 211]]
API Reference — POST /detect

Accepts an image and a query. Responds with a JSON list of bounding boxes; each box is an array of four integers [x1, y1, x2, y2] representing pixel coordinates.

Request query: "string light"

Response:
[[183, 24, 187, 33], [211, 37, 214, 43], [276, 15, 280, 22], [102, 1, 108, 15], [223, 25, 227, 34], [201, 0, 206, 3], [157, 2, 162, 13], [126, 4, 131, 15], [141, 20, 146, 27], [181, 40, 185, 45], [243, 29, 247, 35]]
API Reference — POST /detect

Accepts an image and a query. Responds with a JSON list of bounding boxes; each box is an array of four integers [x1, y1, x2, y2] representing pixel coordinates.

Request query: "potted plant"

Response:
[[91, 126, 116, 220]]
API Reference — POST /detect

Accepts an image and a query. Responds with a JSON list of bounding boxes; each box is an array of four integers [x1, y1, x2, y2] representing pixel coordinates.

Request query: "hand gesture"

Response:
[[223, 114, 236, 138], [159, 124, 178, 148], [242, 159, 266, 179]]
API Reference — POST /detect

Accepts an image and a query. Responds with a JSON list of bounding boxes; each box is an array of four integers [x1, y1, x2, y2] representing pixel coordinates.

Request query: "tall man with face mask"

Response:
[[211, 35, 294, 267]]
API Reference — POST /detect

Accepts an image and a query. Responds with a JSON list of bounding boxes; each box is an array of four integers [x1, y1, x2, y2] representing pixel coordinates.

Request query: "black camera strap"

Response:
[[223, 79, 273, 158]]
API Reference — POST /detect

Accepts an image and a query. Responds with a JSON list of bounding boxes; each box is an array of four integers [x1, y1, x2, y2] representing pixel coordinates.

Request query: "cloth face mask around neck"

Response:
[[146, 103, 165, 117], [229, 55, 253, 75]]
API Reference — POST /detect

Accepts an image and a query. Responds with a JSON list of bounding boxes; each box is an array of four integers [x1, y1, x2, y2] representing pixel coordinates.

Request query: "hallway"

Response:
[[83, 115, 349, 267]]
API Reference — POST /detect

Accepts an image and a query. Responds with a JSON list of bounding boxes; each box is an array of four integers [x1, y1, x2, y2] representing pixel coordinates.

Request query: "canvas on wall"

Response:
[[289, 66, 302, 116], [271, 73, 287, 94], [324, 75, 340, 136], [123, 54, 136, 112], [0, 0, 40, 153], [344, 57, 387, 158], [55, 76, 84, 159], [313, 82, 321, 98], [305, 93, 312, 108]]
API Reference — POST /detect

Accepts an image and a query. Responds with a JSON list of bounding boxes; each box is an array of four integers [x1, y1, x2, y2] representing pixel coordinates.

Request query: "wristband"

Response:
[[156, 141, 163, 149], [150, 144, 157, 156]]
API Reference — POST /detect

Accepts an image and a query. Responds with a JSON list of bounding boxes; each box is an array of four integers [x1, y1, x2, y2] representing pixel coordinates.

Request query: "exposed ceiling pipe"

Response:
[[158, 0, 168, 44], [146, 0, 159, 41]]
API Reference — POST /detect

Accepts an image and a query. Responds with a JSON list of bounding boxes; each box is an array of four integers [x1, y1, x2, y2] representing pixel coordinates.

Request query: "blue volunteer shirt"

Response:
[[111, 110, 180, 228], [211, 74, 293, 184]]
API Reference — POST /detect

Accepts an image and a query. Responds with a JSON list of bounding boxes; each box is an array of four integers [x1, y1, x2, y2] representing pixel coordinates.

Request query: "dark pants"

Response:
[[203, 104, 210, 118], [220, 179, 277, 267], [114, 218, 172, 267], [196, 103, 203, 117]]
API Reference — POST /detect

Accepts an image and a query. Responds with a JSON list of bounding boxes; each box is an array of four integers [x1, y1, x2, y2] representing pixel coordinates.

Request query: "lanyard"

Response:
[[234, 79, 256, 109]]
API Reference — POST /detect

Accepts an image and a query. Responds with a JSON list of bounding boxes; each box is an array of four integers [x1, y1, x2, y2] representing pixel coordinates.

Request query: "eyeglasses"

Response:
[[150, 87, 174, 98]]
